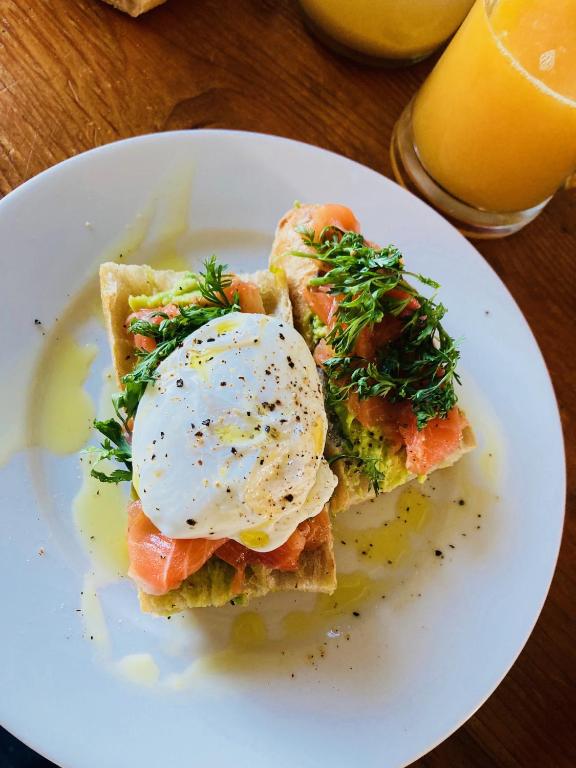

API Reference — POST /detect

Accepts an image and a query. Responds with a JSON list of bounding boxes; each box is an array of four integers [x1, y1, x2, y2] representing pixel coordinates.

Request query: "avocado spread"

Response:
[[128, 273, 200, 311], [310, 313, 329, 345], [331, 397, 409, 494], [142, 558, 240, 614]]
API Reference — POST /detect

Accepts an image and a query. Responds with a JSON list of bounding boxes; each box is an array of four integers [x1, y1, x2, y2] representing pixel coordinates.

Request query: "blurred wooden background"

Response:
[[0, 0, 574, 765]]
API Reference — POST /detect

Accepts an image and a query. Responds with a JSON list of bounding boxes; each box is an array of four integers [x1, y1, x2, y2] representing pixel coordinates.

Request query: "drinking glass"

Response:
[[298, 0, 475, 66], [391, 0, 576, 237]]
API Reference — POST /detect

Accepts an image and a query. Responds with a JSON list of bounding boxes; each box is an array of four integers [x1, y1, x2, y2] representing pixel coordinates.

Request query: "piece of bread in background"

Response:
[[99, 0, 167, 17]]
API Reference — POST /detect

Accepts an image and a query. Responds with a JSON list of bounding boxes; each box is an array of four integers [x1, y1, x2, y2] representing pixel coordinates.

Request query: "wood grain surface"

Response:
[[1, 0, 574, 765]]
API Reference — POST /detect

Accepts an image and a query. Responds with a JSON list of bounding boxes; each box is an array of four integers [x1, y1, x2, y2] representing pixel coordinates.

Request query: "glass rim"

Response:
[[483, 0, 576, 108]]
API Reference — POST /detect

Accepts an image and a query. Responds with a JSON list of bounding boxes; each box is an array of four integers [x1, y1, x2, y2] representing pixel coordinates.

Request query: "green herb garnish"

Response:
[[90, 256, 240, 484], [327, 452, 384, 494], [87, 418, 133, 484], [293, 227, 460, 430]]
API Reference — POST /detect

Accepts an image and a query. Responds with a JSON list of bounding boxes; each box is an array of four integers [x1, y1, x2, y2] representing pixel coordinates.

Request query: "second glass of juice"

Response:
[[391, 0, 576, 237], [299, 0, 475, 65]]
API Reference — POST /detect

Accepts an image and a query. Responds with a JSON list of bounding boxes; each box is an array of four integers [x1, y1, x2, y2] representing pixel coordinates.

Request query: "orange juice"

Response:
[[300, 0, 475, 61], [412, 0, 576, 212]]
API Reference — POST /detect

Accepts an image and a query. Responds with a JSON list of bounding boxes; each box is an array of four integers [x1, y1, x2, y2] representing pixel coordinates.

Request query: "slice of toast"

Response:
[[99, 0, 166, 17], [269, 205, 475, 513], [100, 262, 293, 383], [99, 261, 336, 612]]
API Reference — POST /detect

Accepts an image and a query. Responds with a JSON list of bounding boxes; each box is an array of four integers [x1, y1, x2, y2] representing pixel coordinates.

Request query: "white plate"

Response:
[[0, 131, 565, 768]]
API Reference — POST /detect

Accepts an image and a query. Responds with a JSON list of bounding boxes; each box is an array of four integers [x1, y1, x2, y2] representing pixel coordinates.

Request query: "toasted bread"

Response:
[[269, 205, 476, 513], [99, 262, 293, 384], [139, 545, 335, 614], [99, 261, 336, 611], [99, 0, 166, 17]]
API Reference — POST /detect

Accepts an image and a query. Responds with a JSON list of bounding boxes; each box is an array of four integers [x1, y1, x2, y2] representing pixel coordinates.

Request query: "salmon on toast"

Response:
[[269, 203, 475, 513]]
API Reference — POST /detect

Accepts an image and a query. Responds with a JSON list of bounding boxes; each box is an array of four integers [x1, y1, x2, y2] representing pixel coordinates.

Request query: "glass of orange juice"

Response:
[[391, 0, 576, 237], [298, 0, 475, 66]]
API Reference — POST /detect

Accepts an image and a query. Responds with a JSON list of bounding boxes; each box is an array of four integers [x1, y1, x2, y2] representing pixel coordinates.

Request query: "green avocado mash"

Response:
[[331, 400, 409, 493], [310, 313, 329, 346], [128, 273, 200, 311], [141, 558, 240, 614]]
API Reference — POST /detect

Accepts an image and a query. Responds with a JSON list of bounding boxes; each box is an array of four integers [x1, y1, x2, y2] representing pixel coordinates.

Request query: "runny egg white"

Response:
[[131, 312, 337, 551]]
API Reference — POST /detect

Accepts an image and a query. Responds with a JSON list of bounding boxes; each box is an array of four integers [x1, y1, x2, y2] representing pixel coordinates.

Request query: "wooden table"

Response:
[[1, 0, 574, 765]]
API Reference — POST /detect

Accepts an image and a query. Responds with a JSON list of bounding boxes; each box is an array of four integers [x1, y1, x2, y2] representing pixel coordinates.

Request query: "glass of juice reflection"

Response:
[[391, 0, 576, 237], [299, 0, 475, 66]]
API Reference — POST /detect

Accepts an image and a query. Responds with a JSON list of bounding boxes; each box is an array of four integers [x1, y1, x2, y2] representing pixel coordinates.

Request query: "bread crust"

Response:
[[269, 204, 476, 514], [268, 205, 326, 347], [99, 261, 334, 612]]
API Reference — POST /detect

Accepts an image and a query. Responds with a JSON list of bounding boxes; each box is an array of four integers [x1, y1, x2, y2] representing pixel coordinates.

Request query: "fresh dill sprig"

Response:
[[90, 257, 240, 484], [87, 418, 132, 484], [115, 300, 239, 423], [328, 452, 384, 494], [294, 228, 439, 354], [195, 256, 235, 308], [293, 226, 460, 430]]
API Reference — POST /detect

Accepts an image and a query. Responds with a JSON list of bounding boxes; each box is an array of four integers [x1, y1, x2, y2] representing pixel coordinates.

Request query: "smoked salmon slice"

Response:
[[310, 204, 360, 239], [297, 506, 331, 549], [347, 392, 404, 452], [353, 320, 404, 359], [313, 338, 335, 366], [127, 303, 180, 353], [127, 500, 226, 596], [216, 530, 305, 575], [304, 286, 340, 328], [217, 508, 330, 593], [224, 278, 266, 314], [398, 405, 466, 476], [127, 501, 331, 597]]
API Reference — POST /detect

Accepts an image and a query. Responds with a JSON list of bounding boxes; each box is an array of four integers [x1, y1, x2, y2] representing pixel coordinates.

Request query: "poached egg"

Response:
[[131, 312, 336, 551]]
